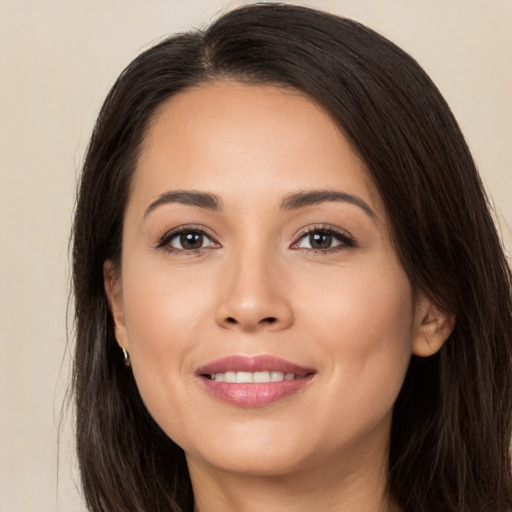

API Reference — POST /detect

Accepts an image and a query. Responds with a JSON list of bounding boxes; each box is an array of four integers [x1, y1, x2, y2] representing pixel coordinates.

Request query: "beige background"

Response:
[[0, 1, 510, 510]]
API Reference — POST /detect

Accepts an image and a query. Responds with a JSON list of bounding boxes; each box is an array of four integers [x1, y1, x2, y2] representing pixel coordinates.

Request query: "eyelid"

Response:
[[290, 224, 356, 251], [156, 224, 221, 252], [154, 223, 355, 254]]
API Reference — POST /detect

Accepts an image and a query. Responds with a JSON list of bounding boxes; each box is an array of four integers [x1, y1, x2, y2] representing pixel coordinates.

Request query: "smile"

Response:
[[197, 355, 316, 407], [206, 371, 308, 383]]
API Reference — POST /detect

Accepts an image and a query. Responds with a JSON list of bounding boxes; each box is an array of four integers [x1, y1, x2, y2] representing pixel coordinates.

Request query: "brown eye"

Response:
[[293, 227, 355, 252], [180, 232, 203, 250], [309, 232, 332, 250], [169, 231, 214, 251]]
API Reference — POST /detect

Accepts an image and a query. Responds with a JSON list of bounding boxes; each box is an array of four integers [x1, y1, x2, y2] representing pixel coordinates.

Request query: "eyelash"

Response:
[[156, 225, 219, 255], [156, 224, 356, 255], [290, 224, 356, 253]]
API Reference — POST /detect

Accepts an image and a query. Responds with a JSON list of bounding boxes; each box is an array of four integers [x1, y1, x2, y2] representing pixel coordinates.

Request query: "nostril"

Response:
[[225, 316, 277, 325]]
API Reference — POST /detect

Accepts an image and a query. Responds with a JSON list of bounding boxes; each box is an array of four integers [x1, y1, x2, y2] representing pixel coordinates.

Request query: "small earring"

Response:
[[122, 347, 131, 367]]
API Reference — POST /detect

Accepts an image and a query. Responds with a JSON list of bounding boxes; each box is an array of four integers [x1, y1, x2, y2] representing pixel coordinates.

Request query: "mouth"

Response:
[[204, 370, 310, 383], [196, 355, 316, 407]]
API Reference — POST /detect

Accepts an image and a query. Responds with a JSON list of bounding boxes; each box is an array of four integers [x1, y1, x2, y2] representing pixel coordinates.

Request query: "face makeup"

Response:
[[106, 81, 431, 483], [197, 355, 316, 407]]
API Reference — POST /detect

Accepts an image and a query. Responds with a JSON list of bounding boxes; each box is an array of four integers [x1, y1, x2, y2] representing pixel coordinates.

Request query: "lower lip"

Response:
[[200, 376, 313, 407]]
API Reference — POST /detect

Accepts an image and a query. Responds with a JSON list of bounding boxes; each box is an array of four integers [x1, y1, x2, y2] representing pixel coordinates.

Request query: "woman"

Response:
[[72, 3, 512, 511]]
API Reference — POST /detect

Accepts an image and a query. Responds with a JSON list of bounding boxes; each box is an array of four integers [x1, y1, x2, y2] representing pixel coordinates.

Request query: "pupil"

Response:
[[180, 232, 203, 250], [310, 232, 331, 249]]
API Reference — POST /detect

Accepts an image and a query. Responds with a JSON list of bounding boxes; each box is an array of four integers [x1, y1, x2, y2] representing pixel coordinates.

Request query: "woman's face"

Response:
[[106, 81, 444, 479]]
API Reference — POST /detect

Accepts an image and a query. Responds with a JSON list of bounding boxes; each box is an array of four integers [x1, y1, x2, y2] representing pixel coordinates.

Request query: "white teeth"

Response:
[[253, 371, 271, 383], [224, 371, 237, 383], [210, 371, 301, 383], [270, 371, 284, 382], [236, 371, 253, 383]]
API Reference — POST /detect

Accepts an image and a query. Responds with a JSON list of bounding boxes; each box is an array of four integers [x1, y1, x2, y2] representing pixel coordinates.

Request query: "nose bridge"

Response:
[[216, 236, 293, 331]]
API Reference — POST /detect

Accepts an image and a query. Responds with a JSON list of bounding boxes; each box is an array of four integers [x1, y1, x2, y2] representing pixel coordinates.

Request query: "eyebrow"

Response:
[[143, 188, 375, 219], [144, 190, 222, 217], [280, 190, 375, 218]]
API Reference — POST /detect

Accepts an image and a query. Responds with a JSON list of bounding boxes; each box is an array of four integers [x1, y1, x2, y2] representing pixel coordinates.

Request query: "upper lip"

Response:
[[197, 355, 315, 375]]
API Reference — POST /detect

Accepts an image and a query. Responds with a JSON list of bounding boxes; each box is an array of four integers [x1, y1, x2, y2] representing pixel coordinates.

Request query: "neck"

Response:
[[188, 435, 398, 512]]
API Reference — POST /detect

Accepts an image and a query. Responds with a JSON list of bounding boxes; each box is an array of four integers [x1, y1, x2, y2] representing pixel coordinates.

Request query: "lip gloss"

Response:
[[197, 355, 315, 407]]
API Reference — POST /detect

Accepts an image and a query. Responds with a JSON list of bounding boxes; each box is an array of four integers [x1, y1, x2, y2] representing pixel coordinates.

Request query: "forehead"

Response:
[[130, 80, 383, 217]]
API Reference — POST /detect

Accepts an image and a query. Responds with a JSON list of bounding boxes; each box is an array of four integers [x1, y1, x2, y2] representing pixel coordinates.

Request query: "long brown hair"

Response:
[[72, 3, 512, 511]]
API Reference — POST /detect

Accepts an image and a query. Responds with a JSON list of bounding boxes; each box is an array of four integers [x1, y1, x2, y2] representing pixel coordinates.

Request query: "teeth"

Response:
[[253, 371, 270, 383], [224, 371, 236, 383], [236, 371, 253, 383], [270, 371, 284, 382], [210, 371, 303, 383]]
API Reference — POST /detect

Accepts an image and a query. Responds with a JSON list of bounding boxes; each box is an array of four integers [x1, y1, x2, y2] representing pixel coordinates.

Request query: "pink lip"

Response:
[[196, 355, 316, 408], [197, 355, 314, 375]]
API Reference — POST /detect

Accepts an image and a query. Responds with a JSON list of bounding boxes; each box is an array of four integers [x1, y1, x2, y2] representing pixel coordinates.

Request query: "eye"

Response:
[[292, 226, 355, 252], [299, 232, 340, 250], [171, 231, 213, 250], [157, 227, 219, 253]]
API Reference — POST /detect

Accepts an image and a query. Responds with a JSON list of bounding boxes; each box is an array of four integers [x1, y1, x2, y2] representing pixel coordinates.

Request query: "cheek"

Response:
[[298, 257, 415, 422], [302, 255, 415, 344], [119, 260, 214, 420], [123, 258, 212, 347]]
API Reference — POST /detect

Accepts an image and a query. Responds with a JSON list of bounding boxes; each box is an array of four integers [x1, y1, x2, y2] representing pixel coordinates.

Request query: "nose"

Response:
[[215, 250, 294, 333]]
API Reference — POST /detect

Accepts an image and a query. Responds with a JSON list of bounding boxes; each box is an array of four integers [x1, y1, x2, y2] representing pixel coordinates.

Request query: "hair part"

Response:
[[72, 3, 512, 511]]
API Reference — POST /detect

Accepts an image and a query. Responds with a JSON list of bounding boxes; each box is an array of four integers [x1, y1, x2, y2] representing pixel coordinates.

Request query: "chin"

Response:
[[187, 444, 313, 477]]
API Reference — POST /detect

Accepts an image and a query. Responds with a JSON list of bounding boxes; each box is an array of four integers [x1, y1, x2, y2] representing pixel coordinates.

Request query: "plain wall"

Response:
[[0, 1, 510, 510]]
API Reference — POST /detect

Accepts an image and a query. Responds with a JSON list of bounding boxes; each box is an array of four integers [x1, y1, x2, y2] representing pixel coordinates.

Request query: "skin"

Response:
[[104, 81, 454, 512]]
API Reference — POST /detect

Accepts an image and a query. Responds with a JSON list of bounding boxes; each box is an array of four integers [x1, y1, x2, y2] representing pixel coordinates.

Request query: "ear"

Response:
[[103, 260, 129, 351], [412, 295, 456, 358]]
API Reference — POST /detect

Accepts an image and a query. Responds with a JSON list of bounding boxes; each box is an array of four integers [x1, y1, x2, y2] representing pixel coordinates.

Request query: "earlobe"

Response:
[[103, 260, 129, 351], [412, 297, 456, 358]]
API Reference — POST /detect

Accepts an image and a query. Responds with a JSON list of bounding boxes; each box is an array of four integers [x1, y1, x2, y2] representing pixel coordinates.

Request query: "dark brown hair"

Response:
[[72, 3, 512, 511]]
